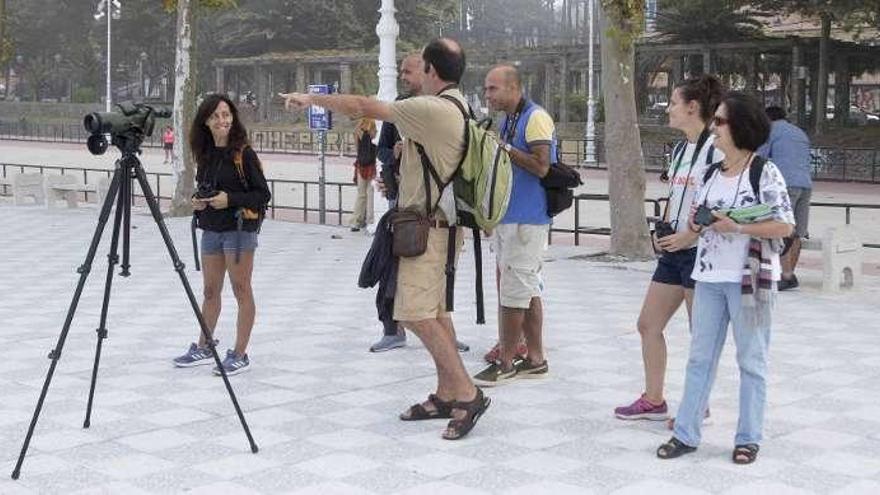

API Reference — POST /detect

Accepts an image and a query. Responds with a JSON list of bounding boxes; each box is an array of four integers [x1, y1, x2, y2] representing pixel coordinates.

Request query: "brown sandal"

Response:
[[399, 393, 453, 421], [441, 387, 491, 440]]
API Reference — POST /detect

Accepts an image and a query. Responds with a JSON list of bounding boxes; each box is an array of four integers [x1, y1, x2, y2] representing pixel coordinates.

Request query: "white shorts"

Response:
[[493, 223, 548, 309]]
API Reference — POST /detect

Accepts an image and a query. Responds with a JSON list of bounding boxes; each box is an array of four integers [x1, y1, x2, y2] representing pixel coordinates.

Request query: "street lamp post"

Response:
[[369, 0, 398, 234], [583, 0, 597, 165], [138, 51, 148, 99], [53, 53, 62, 100], [95, 0, 120, 111]]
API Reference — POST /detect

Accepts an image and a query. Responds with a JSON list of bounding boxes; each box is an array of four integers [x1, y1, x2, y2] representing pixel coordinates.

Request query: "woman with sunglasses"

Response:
[[615, 75, 724, 423], [657, 92, 795, 464]]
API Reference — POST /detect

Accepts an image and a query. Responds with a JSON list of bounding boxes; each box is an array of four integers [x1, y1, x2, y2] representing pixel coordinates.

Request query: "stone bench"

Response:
[[46, 175, 95, 209], [10, 173, 46, 206], [46, 175, 112, 209], [801, 226, 862, 291]]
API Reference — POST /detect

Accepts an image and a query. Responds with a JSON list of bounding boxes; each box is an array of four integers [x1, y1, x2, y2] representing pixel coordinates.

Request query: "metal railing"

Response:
[[810, 201, 880, 249], [1, 163, 358, 225], [3, 120, 879, 184], [3, 160, 880, 250], [549, 193, 668, 246], [551, 193, 880, 249]]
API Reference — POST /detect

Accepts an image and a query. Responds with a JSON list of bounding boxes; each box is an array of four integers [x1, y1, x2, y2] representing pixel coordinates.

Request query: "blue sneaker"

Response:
[[173, 342, 215, 368], [370, 333, 406, 352], [213, 349, 250, 376]]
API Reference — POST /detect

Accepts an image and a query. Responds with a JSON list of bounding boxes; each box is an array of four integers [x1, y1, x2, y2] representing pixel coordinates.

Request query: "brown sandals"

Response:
[[441, 387, 491, 441], [399, 393, 453, 421]]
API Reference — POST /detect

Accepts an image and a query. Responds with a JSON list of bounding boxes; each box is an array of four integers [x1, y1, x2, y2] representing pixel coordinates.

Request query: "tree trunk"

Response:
[[169, 0, 197, 216], [600, 1, 653, 259], [814, 13, 831, 135]]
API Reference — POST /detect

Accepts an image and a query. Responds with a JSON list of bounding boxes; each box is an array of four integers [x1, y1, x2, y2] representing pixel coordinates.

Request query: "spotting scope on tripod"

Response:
[[11, 102, 259, 481]]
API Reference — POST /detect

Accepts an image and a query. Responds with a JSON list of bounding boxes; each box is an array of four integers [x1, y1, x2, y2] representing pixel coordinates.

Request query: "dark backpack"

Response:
[[541, 152, 583, 217]]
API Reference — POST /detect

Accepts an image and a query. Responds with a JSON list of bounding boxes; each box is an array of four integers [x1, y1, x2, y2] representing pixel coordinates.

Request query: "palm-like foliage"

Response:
[[655, 0, 767, 43]]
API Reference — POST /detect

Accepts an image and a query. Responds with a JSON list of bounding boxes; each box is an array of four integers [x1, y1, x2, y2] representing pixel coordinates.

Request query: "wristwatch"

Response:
[[503, 142, 512, 153]]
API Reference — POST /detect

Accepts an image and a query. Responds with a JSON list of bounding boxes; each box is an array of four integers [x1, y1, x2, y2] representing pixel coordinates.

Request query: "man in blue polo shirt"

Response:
[[474, 65, 554, 386], [757, 106, 812, 290]]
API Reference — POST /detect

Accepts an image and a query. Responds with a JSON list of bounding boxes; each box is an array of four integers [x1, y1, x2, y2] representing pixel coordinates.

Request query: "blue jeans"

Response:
[[673, 281, 772, 447]]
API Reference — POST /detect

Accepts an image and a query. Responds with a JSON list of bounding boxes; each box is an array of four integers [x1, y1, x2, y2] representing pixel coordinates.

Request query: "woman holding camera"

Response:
[[172, 94, 270, 376], [615, 75, 724, 422], [657, 92, 794, 464]]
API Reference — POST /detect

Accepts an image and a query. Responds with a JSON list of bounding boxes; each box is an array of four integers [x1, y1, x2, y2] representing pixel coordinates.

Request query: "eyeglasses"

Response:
[[712, 116, 729, 127]]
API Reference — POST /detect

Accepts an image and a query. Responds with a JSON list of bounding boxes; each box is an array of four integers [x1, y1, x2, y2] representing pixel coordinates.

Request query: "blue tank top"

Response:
[[499, 99, 557, 225]]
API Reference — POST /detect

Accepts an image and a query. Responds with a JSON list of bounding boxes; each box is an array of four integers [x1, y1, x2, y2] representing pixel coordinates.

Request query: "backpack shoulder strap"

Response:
[[702, 162, 722, 185], [430, 94, 471, 173], [440, 94, 474, 120], [672, 140, 687, 163], [749, 155, 765, 200], [233, 144, 259, 191]]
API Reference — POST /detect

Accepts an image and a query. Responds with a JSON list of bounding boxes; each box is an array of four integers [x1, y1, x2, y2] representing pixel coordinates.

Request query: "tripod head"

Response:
[[84, 101, 172, 157]]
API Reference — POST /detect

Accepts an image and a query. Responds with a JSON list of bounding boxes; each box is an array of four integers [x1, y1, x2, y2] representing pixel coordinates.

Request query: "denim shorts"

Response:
[[651, 247, 697, 289], [201, 230, 258, 256]]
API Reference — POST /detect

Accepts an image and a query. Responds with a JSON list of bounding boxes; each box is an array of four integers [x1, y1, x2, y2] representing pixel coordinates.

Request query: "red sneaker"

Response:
[[483, 341, 528, 363]]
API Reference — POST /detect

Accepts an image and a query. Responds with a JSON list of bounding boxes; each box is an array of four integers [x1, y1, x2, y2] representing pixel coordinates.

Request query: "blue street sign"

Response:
[[307, 84, 334, 131]]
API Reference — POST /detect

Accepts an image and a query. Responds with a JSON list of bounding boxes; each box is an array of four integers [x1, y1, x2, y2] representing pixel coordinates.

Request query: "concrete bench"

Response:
[[801, 226, 862, 292], [0, 176, 12, 196], [11, 173, 46, 206], [46, 175, 96, 209]]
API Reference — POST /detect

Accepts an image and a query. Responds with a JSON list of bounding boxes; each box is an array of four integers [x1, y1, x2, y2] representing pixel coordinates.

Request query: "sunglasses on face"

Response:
[[712, 116, 729, 127]]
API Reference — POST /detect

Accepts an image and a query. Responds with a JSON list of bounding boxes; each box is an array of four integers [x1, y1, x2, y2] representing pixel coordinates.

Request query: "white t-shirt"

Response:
[[691, 159, 796, 283], [665, 135, 724, 240]]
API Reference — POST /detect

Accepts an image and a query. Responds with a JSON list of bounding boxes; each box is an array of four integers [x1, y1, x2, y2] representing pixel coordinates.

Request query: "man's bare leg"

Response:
[[522, 297, 544, 365], [399, 317, 477, 419]]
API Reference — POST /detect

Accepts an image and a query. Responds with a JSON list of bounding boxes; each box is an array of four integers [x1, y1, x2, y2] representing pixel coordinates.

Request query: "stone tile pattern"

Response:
[[1, 207, 879, 494]]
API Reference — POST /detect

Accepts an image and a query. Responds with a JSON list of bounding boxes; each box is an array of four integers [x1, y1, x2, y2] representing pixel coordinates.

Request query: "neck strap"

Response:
[[663, 127, 711, 225]]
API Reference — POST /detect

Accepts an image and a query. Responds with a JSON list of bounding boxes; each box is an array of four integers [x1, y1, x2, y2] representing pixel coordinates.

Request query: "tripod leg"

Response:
[[120, 168, 132, 277], [83, 176, 127, 429], [132, 162, 259, 454], [11, 169, 124, 480]]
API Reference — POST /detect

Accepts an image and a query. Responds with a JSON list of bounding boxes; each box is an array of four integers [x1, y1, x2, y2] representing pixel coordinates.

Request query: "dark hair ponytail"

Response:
[[675, 74, 725, 123]]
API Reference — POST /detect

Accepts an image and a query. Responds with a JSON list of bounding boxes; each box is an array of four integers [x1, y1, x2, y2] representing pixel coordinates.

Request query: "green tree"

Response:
[[653, 0, 768, 76], [6, 0, 96, 101]]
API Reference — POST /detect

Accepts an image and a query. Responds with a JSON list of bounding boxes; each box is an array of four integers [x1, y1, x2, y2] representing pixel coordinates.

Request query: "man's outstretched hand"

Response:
[[279, 93, 311, 111]]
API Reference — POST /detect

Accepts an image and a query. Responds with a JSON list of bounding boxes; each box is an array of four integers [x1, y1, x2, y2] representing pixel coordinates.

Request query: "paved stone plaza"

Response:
[[0, 205, 878, 494]]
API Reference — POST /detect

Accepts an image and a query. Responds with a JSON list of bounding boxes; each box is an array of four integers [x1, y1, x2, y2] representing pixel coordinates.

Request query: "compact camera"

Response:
[[694, 204, 718, 227], [654, 221, 675, 239], [194, 184, 218, 200]]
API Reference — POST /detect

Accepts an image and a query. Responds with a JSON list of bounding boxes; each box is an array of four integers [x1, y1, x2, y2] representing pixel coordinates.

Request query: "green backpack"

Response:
[[414, 95, 513, 324], [417, 94, 513, 231]]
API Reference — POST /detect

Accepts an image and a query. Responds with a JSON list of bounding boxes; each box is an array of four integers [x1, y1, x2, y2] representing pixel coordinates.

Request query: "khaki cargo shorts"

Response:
[[394, 226, 464, 322]]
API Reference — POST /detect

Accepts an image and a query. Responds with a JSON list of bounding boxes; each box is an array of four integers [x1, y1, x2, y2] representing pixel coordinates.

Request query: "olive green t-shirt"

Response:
[[389, 87, 467, 219]]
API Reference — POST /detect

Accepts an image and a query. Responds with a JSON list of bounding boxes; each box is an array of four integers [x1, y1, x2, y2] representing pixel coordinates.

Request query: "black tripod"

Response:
[[11, 133, 258, 480]]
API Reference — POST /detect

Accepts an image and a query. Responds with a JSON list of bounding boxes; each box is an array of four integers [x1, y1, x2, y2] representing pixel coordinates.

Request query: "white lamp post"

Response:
[[583, 0, 597, 165], [376, 0, 399, 104], [369, 0, 398, 234], [94, 0, 121, 111]]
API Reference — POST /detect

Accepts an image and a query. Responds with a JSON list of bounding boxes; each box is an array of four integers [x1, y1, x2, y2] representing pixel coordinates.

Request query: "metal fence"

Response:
[[550, 193, 880, 249], [0, 162, 358, 225], [5, 120, 878, 183], [3, 162, 878, 250]]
